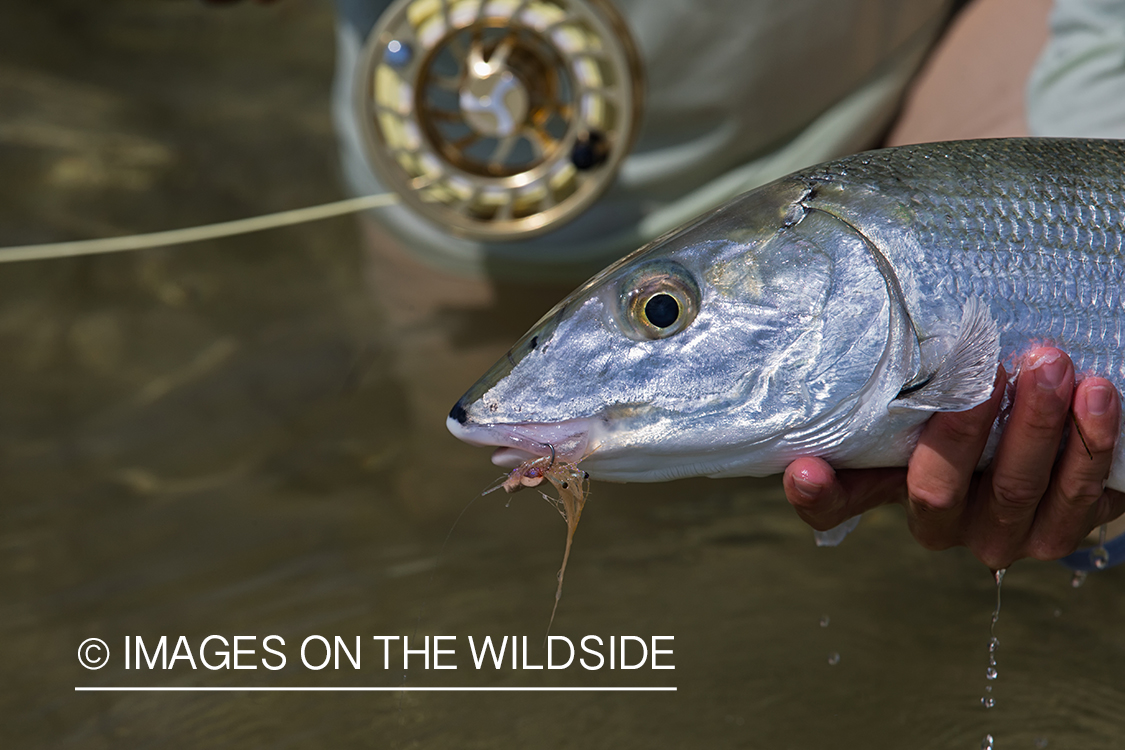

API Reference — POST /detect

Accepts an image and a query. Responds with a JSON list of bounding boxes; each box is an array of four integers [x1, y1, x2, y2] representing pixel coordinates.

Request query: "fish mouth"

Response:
[[446, 415, 595, 469]]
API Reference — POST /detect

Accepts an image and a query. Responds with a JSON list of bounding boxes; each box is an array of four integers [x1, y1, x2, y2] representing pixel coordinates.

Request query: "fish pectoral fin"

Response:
[[890, 296, 1000, 413]]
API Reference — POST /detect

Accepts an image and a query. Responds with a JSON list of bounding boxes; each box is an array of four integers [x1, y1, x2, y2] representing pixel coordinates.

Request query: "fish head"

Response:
[[448, 177, 900, 481]]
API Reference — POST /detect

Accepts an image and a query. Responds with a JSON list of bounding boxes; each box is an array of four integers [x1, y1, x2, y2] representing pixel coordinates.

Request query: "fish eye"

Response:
[[620, 262, 700, 340], [644, 293, 679, 328]]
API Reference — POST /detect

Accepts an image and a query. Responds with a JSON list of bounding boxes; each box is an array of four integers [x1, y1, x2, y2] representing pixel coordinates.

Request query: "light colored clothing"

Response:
[[333, 0, 954, 278], [1028, 0, 1125, 138]]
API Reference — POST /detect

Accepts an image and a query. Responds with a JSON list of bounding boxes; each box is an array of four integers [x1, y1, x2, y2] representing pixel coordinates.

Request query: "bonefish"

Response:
[[447, 139, 1125, 495]]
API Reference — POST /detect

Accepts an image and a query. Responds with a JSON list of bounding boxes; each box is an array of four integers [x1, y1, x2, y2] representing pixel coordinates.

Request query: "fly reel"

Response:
[[355, 0, 642, 241]]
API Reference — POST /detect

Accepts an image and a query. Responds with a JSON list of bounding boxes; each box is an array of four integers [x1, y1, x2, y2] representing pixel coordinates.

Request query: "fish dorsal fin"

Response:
[[892, 296, 1000, 413]]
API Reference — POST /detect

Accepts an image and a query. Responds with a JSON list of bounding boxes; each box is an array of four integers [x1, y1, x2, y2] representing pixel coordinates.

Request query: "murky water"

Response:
[[2, 2, 1123, 748]]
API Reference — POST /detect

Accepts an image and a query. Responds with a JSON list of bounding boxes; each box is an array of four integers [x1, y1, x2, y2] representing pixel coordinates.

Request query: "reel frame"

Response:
[[355, 0, 643, 241]]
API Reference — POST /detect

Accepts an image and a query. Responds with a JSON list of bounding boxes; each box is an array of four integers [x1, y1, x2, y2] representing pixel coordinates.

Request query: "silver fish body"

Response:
[[448, 139, 1125, 490]]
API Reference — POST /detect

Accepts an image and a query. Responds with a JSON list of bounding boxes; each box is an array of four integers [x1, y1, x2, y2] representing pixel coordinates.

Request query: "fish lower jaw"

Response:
[[445, 416, 595, 467]]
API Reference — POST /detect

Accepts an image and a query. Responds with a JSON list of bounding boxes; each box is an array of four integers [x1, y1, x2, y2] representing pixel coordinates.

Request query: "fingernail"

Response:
[[1084, 384, 1112, 417], [1029, 350, 1067, 390], [792, 472, 822, 500]]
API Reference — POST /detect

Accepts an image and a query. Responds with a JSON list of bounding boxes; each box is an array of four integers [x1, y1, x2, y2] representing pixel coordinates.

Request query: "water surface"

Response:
[[1, 2, 1121, 748]]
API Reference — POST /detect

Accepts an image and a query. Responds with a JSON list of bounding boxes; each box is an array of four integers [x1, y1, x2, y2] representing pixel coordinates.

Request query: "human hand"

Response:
[[782, 347, 1125, 570]]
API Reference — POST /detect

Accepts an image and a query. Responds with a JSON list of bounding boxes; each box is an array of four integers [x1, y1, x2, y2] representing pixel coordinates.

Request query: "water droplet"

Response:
[[1090, 547, 1109, 570], [980, 569, 1004, 712], [1053, 608, 1062, 618], [980, 733, 994, 749], [819, 615, 830, 628], [1071, 570, 1087, 588], [827, 652, 840, 666], [1034, 737, 1048, 748]]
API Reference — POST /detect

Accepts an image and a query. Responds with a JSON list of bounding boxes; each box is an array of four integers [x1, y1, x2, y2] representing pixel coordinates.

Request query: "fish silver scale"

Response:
[[449, 138, 1125, 487], [801, 139, 1125, 383]]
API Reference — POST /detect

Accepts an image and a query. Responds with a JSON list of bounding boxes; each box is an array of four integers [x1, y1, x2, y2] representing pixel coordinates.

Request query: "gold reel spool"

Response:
[[355, 0, 643, 241]]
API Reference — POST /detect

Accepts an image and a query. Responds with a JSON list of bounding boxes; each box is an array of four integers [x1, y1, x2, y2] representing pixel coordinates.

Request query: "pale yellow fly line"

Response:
[[0, 192, 400, 263]]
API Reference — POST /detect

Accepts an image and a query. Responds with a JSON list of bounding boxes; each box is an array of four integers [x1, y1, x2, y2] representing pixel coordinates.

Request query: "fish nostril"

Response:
[[449, 399, 469, 424]]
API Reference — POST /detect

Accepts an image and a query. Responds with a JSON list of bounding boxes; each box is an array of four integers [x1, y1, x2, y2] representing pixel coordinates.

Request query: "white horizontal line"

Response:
[[0, 192, 398, 263], [75, 686, 676, 692]]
